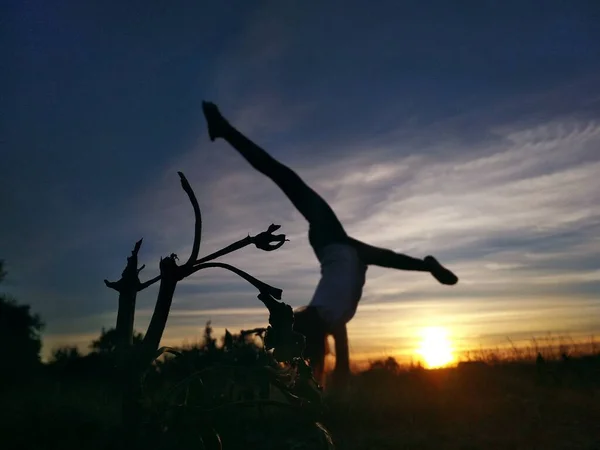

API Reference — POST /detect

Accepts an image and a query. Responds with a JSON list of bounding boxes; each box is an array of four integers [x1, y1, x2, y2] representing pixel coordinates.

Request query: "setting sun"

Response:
[[416, 326, 455, 368]]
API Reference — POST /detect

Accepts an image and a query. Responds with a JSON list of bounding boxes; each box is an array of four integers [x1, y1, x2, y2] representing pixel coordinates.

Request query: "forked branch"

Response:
[[136, 223, 288, 291], [109, 171, 288, 373], [142, 171, 203, 358], [188, 262, 283, 300], [103, 169, 293, 438]]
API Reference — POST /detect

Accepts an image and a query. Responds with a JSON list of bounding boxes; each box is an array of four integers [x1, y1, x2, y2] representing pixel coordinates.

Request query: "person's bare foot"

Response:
[[202, 101, 230, 141], [424, 256, 458, 285]]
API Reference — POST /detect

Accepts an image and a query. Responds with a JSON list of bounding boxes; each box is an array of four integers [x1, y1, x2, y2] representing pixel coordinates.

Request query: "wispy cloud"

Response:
[[83, 81, 597, 364], [5, 2, 599, 361], [35, 78, 600, 360]]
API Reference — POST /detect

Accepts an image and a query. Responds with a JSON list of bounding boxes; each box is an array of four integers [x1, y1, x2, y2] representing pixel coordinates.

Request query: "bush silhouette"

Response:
[[90, 327, 144, 354], [0, 260, 45, 383]]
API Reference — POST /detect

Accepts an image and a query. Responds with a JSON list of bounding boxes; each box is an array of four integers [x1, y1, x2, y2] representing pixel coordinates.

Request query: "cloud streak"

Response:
[[73, 82, 598, 364], [3, 2, 599, 362]]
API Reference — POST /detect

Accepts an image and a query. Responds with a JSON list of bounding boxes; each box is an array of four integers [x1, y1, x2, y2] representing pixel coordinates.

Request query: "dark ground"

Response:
[[3, 355, 600, 450]]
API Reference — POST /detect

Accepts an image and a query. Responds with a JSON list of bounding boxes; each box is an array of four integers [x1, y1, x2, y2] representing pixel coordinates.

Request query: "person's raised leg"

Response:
[[202, 101, 346, 238], [348, 238, 459, 285]]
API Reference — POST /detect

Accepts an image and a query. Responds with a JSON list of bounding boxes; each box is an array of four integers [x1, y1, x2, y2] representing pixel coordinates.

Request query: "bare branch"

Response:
[[194, 235, 252, 265], [142, 255, 179, 356], [104, 279, 121, 291], [188, 262, 283, 300], [116, 238, 145, 281], [177, 171, 202, 267], [250, 223, 289, 252], [136, 223, 288, 291], [193, 223, 288, 264], [138, 274, 160, 291], [104, 239, 146, 357], [132, 238, 143, 256]]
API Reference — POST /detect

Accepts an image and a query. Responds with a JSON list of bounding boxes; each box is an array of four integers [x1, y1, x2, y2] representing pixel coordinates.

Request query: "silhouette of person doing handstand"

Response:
[[202, 101, 458, 386]]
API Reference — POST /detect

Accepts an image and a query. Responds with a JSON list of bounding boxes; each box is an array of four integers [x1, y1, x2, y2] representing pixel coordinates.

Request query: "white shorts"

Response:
[[308, 243, 368, 327]]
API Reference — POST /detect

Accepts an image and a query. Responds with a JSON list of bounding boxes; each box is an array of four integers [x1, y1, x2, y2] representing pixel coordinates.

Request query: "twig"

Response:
[[178, 172, 202, 268], [194, 236, 253, 265], [187, 262, 283, 300], [138, 274, 161, 291]]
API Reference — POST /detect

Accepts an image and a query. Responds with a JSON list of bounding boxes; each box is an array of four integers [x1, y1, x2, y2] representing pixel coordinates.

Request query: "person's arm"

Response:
[[331, 324, 350, 385]]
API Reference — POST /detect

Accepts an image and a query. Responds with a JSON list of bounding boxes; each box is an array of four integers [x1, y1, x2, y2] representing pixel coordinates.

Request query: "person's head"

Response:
[[293, 306, 328, 381]]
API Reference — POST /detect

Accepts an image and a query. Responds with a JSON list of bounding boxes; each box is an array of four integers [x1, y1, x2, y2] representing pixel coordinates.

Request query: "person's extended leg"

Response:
[[202, 101, 346, 241], [348, 238, 459, 285]]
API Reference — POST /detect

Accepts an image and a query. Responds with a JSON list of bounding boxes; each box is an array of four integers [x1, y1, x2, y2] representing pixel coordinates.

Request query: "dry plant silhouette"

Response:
[[100, 172, 332, 449]]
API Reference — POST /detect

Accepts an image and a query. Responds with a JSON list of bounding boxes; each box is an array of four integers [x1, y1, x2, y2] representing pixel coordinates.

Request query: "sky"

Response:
[[2, 0, 600, 363]]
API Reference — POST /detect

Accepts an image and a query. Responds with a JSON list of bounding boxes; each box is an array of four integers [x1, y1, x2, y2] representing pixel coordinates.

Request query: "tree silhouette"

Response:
[[90, 327, 144, 354], [0, 260, 6, 284], [0, 261, 45, 380], [369, 356, 401, 374], [51, 346, 82, 363]]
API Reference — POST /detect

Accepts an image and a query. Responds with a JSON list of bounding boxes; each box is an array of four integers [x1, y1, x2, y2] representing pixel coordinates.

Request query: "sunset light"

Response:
[[3, 2, 599, 448], [416, 326, 455, 369]]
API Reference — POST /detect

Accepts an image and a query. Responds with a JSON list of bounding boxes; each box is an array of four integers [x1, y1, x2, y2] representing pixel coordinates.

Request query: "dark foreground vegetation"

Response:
[[1, 324, 600, 450]]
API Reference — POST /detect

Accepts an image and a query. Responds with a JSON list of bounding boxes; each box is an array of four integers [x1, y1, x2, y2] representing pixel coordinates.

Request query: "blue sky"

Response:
[[2, 1, 600, 361]]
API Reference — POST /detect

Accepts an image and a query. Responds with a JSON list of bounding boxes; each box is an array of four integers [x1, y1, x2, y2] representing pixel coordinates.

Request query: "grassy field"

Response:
[[326, 361, 600, 450], [3, 353, 600, 450]]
